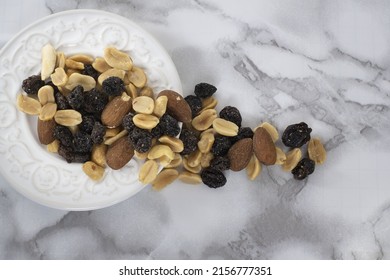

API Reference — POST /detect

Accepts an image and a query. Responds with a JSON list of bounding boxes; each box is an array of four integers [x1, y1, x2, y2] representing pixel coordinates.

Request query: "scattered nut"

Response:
[[187, 149, 202, 167], [91, 144, 107, 167], [128, 66, 147, 88], [97, 68, 126, 85], [259, 122, 279, 142], [152, 168, 179, 191], [39, 103, 57, 121], [200, 152, 214, 168], [246, 154, 262, 180], [101, 93, 132, 128], [92, 57, 111, 73], [192, 109, 217, 131], [82, 161, 105, 181], [178, 171, 202, 184], [147, 145, 175, 161], [54, 109, 82, 126], [200, 96, 217, 112], [275, 147, 287, 165], [165, 153, 182, 168], [104, 130, 128, 145], [37, 85, 55, 105], [213, 118, 239, 137], [197, 131, 215, 153], [158, 135, 184, 153], [228, 138, 253, 171], [47, 139, 60, 153], [282, 148, 302, 171], [157, 90, 192, 123], [65, 73, 96, 91], [16, 94, 41, 115], [183, 157, 202, 173], [50, 68, 68, 87], [140, 86, 154, 98], [253, 127, 276, 165], [65, 58, 85, 70], [133, 114, 159, 129], [56, 52, 66, 69], [132, 96, 154, 114], [37, 118, 56, 145], [104, 46, 133, 71], [158, 155, 173, 167], [41, 43, 57, 80], [68, 54, 94, 64], [106, 137, 134, 170], [105, 127, 121, 138], [139, 159, 159, 184], [308, 138, 326, 164], [153, 96, 168, 117], [134, 150, 149, 160], [125, 83, 138, 99]]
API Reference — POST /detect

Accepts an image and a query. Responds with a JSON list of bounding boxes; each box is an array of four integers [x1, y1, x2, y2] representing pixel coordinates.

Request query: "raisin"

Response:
[[151, 125, 164, 138], [282, 122, 312, 148], [79, 115, 95, 134], [292, 158, 315, 180], [122, 112, 135, 132], [84, 88, 108, 114], [129, 127, 153, 153], [211, 135, 231, 156], [179, 129, 198, 155], [73, 153, 91, 163], [231, 127, 254, 144], [58, 144, 75, 163], [102, 76, 125, 96], [22, 75, 45, 95], [91, 122, 105, 144], [45, 81, 60, 94], [73, 131, 93, 153], [160, 114, 180, 137], [81, 64, 99, 80], [201, 168, 227, 188], [219, 106, 242, 127], [194, 82, 217, 99], [210, 156, 230, 171], [184, 95, 202, 117], [67, 85, 84, 110], [54, 126, 73, 147], [55, 92, 70, 110]]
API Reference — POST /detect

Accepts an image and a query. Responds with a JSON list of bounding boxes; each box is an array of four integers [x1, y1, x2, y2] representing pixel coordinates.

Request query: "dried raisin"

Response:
[[210, 156, 230, 171], [84, 89, 108, 114], [185, 95, 202, 117], [194, 82, 217, 99], [55, 92, 70, 110], [22, 75, 45, 95], [129, 127, 153, 153], [79, 115, 95, 134], [102, 76, 125, 96], [219, 106, 242, 127], [54, 125, 73, 147], [291, 158, 315, 180], [81, 64, 99, 80], [179, 129, 198, 155], [282, 122, 312, 148], [231, 127, 254, 144], [211, 135, 231, 156], [67, 85, 84, 110], [122, 112, 135, 132], [73, 131, 93, 153], [201, 167, 227, 188], [91, 122, 105, 144]]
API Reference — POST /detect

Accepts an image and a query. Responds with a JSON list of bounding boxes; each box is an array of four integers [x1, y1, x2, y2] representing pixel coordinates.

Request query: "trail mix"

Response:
[[16, 44, 327, 189]]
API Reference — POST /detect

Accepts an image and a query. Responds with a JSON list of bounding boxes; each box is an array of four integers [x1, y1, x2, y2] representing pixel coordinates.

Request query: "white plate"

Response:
[[0, 10, 182, 210]]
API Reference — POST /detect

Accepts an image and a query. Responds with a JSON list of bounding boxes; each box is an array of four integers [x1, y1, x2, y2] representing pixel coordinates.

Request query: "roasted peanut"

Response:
[[104, 47, 133, 71], [308, 138, 326, 164], [275, 147, 287, 165], [183, 157, 202, 173], [140, 86, 154, 98], [68, 54, 94, 64], [158, 136, 184, 153], [47, 139, 60, 153], [147, 145, 175, 161], [16, 94, 41, 115], [200, 152, 214, 168], [139, 159, 159, 184], [65, 58, 84, 70], [152, 169, 179, 191], [200, 96, 217, 112], [187, 149, 202, 167], [54, 109, 82, 126], [82, 161, 105, 181], [282, 148, 302, 171], [37, 85, 55, 105], [97, 68, 126, 85], [133, 114, 159, 129], [41, 43, 57, 80], [153, 96, 168, 117], [192, 109, 217, 131], [39, 103, 57, 121], [132, 96, 154, 114], [178, 171, 202, 184], [213, 118, 238, 136], [125, 83, 138, 99], [104, 130, 128, 145], [92, 57, 111, 73], [65, 73, 96, 91], [246, 154, 262, 180], [91, 144, 107, 167], [50, 68, 68, 87], [128, 66, 147, 88], [56, 52, 66, 69], [165, 153, 182, 168], [197, 132, 215, 153]]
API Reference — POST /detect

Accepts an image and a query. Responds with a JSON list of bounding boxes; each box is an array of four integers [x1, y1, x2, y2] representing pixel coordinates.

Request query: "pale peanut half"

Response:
[[104, 46, 133, 71], [54, 109, 82, 126], [178, 171, 202, 184], [152, 169, 179, 191], [16, 94, 41, 115], [132, 96, 154, 114], [282, 148, 302, 171], [246, 154, 262, 180], [158, 135, 184, 153], [37, 85, 55, 105], [153, 96, 168, 117], [82, 161, 105, 181], [65, 73, 96, 91], [128, 66, 147, 88], [139, 159, 159, 184], [212, 118, 238, 137], [192, 109, 217, 131], [133, 114, 159, 129], [97, 68, 126, 85]]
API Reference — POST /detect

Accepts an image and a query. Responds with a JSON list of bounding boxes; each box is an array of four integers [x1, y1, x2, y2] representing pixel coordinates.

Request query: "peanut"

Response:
[[187, 149, 202, 167], [91, 144, 107, 167], [246, 154, 262, 180], [153, 96, 168, 117], [68, 54, 94, 64], [197, 132, 215, 153], [152, 169, 179, 191], [158, 135, 184, 153], [65, 58, 85, 70], [275, 147, 287, 165], [192, 109, 217, 131], [97, 68, 126, 85], [41, 43, 57, 80], [16, 94, 41, 115], [54, 109, 82, 126], [47, 140, 60, 153], [125, 83, 138, 99], [139, 159, 159, 184], [104, 46, 133, 71], [212, 118, 238, 136], [128, 66, 147, 88], [178, 171, 202, 184], [37, 85, 55, 105], [104, 130, 128, 145], [82, 161, 105, 181], [65, 73, 96, 91], [200, 152, 214, 168], [133, 114, 159, 129], [200, 96, 217, 112], [165, 153, 182, 168], [50, 68, 68, 87], [183, 157, 202, 173], [140, 86, 154, 98], [282, 148, 302, 171], [39, 103, 57, 121], [147, 145, 175, 161], [92, 57, 111, 73], [132, 96, 154, 114]]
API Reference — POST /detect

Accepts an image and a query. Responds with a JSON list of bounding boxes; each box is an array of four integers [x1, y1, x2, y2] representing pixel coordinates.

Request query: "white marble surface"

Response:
[[1, 0, 390, 259]]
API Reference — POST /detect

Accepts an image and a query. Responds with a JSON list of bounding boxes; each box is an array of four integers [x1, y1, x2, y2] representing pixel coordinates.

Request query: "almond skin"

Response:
[[37, 118, 56, 145], [106, 137, 134, 170], [157, 90, 192, 123], [228, 138, 253, 171], [101, 93, 132, 128], [253, 127, 276, 165]]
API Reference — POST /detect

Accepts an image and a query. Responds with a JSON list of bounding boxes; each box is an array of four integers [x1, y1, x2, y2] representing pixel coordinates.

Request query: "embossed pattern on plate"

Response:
[[0, 10, 182, 210]]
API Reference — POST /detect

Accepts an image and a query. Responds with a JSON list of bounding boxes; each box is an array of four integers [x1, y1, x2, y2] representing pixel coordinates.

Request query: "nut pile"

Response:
[[16, 43, 327, 190]]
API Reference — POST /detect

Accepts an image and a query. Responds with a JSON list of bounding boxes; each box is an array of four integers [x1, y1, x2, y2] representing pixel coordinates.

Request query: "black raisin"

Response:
[[179, 129, 198, 155], [211, 135, 231, 156], [231, 127, 254, 144], [151, 125, 164, 138], [201, 168, 227, 188], [81, 64, 99, 80], [58, 144, 75, 163], [22, 75, 45, 95], [79, 115, 95, 134], [67, 85, 84, 110], [73, 131, 93, 153], [129, 127, 153, 153], [194, 82, 217, 99], [45, 81, 60, 94], [159, 114, 180, 137], [219, 106, 242, 127], [292, 158, 315, 180], [282, 122, 312, 148], [122, 112, 135, 132], [184, 95, 202, 117], [55, 92, 71, 110], [91, 122, 105, 144], [73, 153, 91, 163], [210, 156, 230, 171], [84, 89, 108, 114], [102, 76, 125, 96], [54, 126, 73, 147]]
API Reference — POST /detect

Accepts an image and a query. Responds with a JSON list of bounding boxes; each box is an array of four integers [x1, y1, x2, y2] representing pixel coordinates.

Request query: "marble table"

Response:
[[1, 0, 389, 259]]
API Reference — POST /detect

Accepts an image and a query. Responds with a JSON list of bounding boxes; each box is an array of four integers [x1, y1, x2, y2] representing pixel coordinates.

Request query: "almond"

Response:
[[106, 137, 134, 170], [253, 127, 276, 165], [101, 93, 132, 127], [228, 138, 253, 171], [157, 90, 192, 123], [37, 118, 56, 145]]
